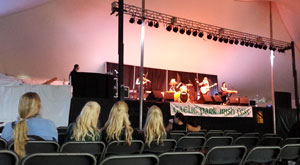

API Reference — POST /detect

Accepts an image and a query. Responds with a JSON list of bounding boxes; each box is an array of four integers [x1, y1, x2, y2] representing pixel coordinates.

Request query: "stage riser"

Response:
[[69, 97, 273, 133]]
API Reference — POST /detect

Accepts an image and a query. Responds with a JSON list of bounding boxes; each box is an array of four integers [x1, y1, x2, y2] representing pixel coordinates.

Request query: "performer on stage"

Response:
[[69, 64, 79, 85], [177, 85, 190, 103], [169, 78, 177, 92], [220, 82, 238, 103], [135, 73, 151, 99], [196, 77, 217, 95]]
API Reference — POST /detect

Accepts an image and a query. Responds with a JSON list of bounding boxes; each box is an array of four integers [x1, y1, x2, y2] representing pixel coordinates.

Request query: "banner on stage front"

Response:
[[170, 102, 253, 118]]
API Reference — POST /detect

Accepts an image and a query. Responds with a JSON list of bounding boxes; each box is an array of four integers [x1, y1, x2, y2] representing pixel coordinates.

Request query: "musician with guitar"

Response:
[[196, 77, 217, 95]]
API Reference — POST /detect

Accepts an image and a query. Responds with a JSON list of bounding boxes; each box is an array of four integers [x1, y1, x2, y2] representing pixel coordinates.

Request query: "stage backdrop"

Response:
[[106, 62, 218, 96]]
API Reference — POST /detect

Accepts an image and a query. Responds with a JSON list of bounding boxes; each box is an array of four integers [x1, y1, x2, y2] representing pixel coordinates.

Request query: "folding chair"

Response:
[[257, 137, 283, 146], [175, 136, 206, 151], [143, 139, 176, 154], [186, 132, 206, 137], [233, 137, 259, 150], [102, 140, 144, 159], [159, 152, 205, 165], [223, 130, 238, 134], [277, 144, 300, 164], [100, 154, 159, 165], [9, 141, 59, 154], [170, 133, 185, 141], [242, 146, 281, 165], [206, 132, 223, 139], [202, 136, 233, 152], [0, 150, 19, 165], [206, 145, 247, 164], [242, 132, 260, 137], [20, 153, 96, 165], [0, 138, 7, 150], [225, 132, 242, 140], [60, 141, 105, 161]]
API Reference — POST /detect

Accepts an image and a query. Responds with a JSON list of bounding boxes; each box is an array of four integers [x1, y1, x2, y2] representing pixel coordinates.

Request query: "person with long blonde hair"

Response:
[[1, 92, 57, 158], [65, 101, 101, 141], [102, 101, 137, 145], [143, 105, 168, 146]]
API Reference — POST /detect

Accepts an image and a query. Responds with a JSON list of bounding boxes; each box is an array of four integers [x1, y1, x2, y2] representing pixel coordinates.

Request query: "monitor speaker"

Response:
[[239, 97, 249, 106], [198, 95, 213, 104], [228, 97, 239, 105], [212, 95, 223, 104]]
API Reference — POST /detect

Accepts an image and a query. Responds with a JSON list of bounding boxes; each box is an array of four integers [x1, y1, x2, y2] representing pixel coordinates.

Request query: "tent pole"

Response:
[[291, 41, 300, 120], [139, 0, 145, 130], [118, 0, 124, 101]]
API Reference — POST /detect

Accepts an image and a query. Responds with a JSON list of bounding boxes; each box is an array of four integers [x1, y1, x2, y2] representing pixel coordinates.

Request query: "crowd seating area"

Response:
[[1, 129, 300, 165]]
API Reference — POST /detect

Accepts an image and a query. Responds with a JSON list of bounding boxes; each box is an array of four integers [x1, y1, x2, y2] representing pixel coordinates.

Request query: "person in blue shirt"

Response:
[[1, 92, 57, 158]]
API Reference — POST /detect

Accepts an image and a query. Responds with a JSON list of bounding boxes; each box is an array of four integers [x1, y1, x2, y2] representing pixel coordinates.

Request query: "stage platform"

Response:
[[69, 97, 273, 134]]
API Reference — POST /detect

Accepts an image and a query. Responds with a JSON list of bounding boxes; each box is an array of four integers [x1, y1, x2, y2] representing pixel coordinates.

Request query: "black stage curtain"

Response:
[[276, 108, 298, 138], [69, 97, 273, 134]]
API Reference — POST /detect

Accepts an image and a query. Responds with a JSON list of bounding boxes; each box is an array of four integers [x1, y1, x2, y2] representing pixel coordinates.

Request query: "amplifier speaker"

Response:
[[227, 97, 239, 105], [239, 97, 249, 106], [212, 95, 223, 104], [198, 95, 213, 104]]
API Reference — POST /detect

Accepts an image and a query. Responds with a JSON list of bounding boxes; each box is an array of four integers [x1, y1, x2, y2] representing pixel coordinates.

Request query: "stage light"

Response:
[[179, 28, 185, 34], [258, 44, 263, 49], [263, 45, 268, 50], [154, 22, 159, 28], [240, 40, 245, 46], [137, 18, 142, 25], [249, 42, 254, 47], [192, 31, 198, 37], [166, 25, 172, 31], [219, 37, 223, 42], [213, 35, 218, 41], [254, 43, 258, 48], [224, 38, 228, 43], [148, 21, 153, 27], [229, 39, 234, 44], [234, 39, 239, 45], [245, 41, 249, 47], [173, 27, 178, 33], [207, 33, 212, 39], [198, 31, 204, 38], [186, 29, 191, 35], [129, 17, 135, 24]]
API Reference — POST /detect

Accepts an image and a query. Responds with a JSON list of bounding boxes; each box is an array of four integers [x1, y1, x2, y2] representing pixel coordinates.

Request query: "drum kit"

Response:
[[169, 79, 196, 103]]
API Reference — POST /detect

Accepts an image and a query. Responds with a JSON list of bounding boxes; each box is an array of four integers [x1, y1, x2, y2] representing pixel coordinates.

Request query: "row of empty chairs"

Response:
[[2, 144, 300, 165]]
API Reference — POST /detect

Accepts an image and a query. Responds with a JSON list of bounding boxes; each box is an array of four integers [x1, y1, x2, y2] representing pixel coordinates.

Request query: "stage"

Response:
[[69, 97, 274, 134]]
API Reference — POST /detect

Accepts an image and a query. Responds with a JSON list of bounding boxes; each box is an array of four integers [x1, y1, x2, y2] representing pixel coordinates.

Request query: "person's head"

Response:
[[174, 112, 186, 124], [105, 101, 133, 144], [222, 82, 226, 88], [72, 101, 101, 141], [143, 105, 166, 146], [14, 92, 42, 158], [74, 64, 79, 71], [180, 85, 188, 93], [203, 77, 208, 83]]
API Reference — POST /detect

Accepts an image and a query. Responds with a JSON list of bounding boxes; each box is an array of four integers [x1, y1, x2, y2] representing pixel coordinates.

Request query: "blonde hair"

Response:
[[143, 105, 166, 146], [14, 92, 41, 159], [71, 101, 101, 141], [105, 101, 133, 145]]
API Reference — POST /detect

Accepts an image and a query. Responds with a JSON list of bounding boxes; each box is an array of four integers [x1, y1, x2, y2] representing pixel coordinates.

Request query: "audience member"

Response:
[[101, 101, 138, 144], [1, 92, 57, 158], [166, 112, 201, 132], [141, 105, 170, 146], [65, 101, 101, 141]]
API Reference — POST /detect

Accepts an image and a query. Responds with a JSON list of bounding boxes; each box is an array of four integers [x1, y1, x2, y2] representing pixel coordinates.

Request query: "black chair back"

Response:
[[0, 138, 7, 150], [0, 150, 19, 165], [175, 136, 206, 152], [186, 132, 206, 137], [206, 145, 247, 164], [170, 133, 185, 141], [234, 137, 259, 150], [206, 132, 223, 139], [202, 136, 233, 152], [225, 132, 242, 140], [242, 146, 281, 164], [9, 141, 59, 154], [20, 153, 96, 165], [60, 141, 105, 160], [278, 144, 300, 162], [102, 140, 144, 159], [242, 132, 260, 137], [257, 137, 283, 146], [159, 152, 205, 165], [143, 139, 176, 154], [100, 154, 159, 165]]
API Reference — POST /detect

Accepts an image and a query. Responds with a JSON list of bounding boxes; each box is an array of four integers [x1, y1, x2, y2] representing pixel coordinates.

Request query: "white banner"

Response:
[[170, 102, 253, 118]]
